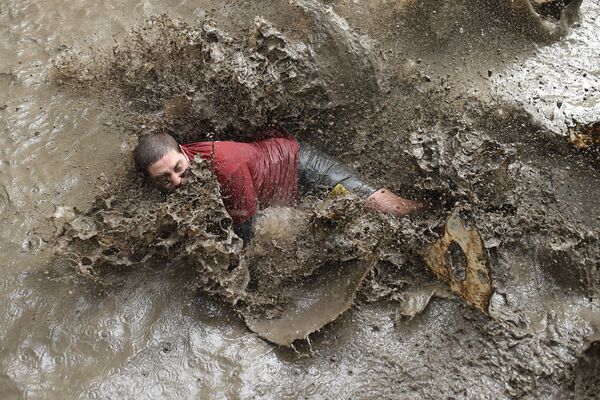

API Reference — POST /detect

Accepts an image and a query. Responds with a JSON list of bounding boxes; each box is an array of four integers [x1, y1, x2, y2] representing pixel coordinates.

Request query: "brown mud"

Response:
[[5, 0, 598, 398], [52, 10, 443, 323], [573, 338, 600, 399]]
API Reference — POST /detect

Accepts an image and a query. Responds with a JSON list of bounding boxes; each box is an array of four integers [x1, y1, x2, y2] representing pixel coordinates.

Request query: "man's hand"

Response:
[[363, 188, 426, 216]]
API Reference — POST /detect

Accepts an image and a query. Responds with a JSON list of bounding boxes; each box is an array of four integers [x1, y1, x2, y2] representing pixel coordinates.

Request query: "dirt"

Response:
[[573, 338, 600, 399], [47, 0, 600, 398]]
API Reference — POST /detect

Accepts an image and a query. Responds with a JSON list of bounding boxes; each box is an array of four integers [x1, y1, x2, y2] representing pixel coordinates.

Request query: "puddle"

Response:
[[1, 0, 599, 398]]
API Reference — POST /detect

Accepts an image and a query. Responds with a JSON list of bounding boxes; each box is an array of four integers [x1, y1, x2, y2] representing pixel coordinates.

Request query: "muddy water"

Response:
[[1, 0, 600, 399]]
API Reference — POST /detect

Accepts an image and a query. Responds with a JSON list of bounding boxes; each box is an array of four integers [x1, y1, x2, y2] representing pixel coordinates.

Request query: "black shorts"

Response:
[[297, 141, 376, 199]]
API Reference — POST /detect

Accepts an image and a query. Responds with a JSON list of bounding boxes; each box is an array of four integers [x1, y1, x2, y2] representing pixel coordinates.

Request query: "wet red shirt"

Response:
[[181, 137, 299, 224]]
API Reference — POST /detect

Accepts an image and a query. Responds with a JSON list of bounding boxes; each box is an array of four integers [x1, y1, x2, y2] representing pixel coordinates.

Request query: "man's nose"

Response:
[[170, 173, 182, 187]]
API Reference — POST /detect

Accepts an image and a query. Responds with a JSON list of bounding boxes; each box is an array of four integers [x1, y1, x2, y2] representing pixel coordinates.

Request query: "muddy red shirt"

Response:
[[181, 137, 299, 224]]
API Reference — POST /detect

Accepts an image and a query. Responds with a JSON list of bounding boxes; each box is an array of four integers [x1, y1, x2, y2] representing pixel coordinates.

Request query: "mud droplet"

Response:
[[161, 341, 173, 353]]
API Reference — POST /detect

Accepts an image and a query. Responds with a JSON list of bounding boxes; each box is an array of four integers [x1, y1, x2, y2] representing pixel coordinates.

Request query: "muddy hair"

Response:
[[134, 133, 181, 173]]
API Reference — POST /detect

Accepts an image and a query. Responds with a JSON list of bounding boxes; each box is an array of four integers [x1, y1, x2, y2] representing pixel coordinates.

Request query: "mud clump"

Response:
[[569, 121, 600, 169], [54, 167, 440, 320], [53, 12, 384, 145], [423, 214, 493, 313], [573, 340, 600, 399], [530, 0, 582, 23], [54, 15, 325, 142], [244, 198, 439, 316], [54, 160, 248, 304]]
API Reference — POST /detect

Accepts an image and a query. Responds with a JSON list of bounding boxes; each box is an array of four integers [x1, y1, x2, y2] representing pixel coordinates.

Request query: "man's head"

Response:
[[134, 133, 190, 191]]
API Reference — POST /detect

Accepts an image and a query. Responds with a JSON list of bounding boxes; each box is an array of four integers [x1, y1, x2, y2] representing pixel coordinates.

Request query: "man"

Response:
[[133, 127, 423, 240]]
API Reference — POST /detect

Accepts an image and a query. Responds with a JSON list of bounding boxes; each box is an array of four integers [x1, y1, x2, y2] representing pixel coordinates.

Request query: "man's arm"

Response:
[[363, 188, 426, 216]]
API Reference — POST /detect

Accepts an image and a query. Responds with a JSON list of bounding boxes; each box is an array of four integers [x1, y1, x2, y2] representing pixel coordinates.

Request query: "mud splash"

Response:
[[53, 159, 249, 303], [54, 168, 440, 332], [53, 10, 385, 144], [53, 10, 404, 313], [53, 0, 599, 323], [573, 339, 600, 399], [46, 0, 600, 397], [52, 9, 440, 336]]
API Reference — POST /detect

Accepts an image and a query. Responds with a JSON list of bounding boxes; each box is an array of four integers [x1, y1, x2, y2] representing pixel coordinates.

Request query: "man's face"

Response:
[[147, 148, 190, 191]]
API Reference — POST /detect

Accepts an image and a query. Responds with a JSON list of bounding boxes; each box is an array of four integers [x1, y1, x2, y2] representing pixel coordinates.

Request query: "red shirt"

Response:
[[181, 137, 299, 224]]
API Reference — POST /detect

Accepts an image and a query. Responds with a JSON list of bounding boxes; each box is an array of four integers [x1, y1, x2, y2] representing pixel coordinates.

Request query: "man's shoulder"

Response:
[[183, 140, 248, 157]]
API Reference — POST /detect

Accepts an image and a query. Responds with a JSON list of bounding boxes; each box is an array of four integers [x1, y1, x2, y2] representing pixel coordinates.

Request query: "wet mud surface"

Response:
[[2, 0, 600, 398]]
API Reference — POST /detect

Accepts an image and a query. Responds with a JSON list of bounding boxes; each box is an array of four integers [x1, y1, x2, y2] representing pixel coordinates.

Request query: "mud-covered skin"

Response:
[[44, 0, 600, 399]]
